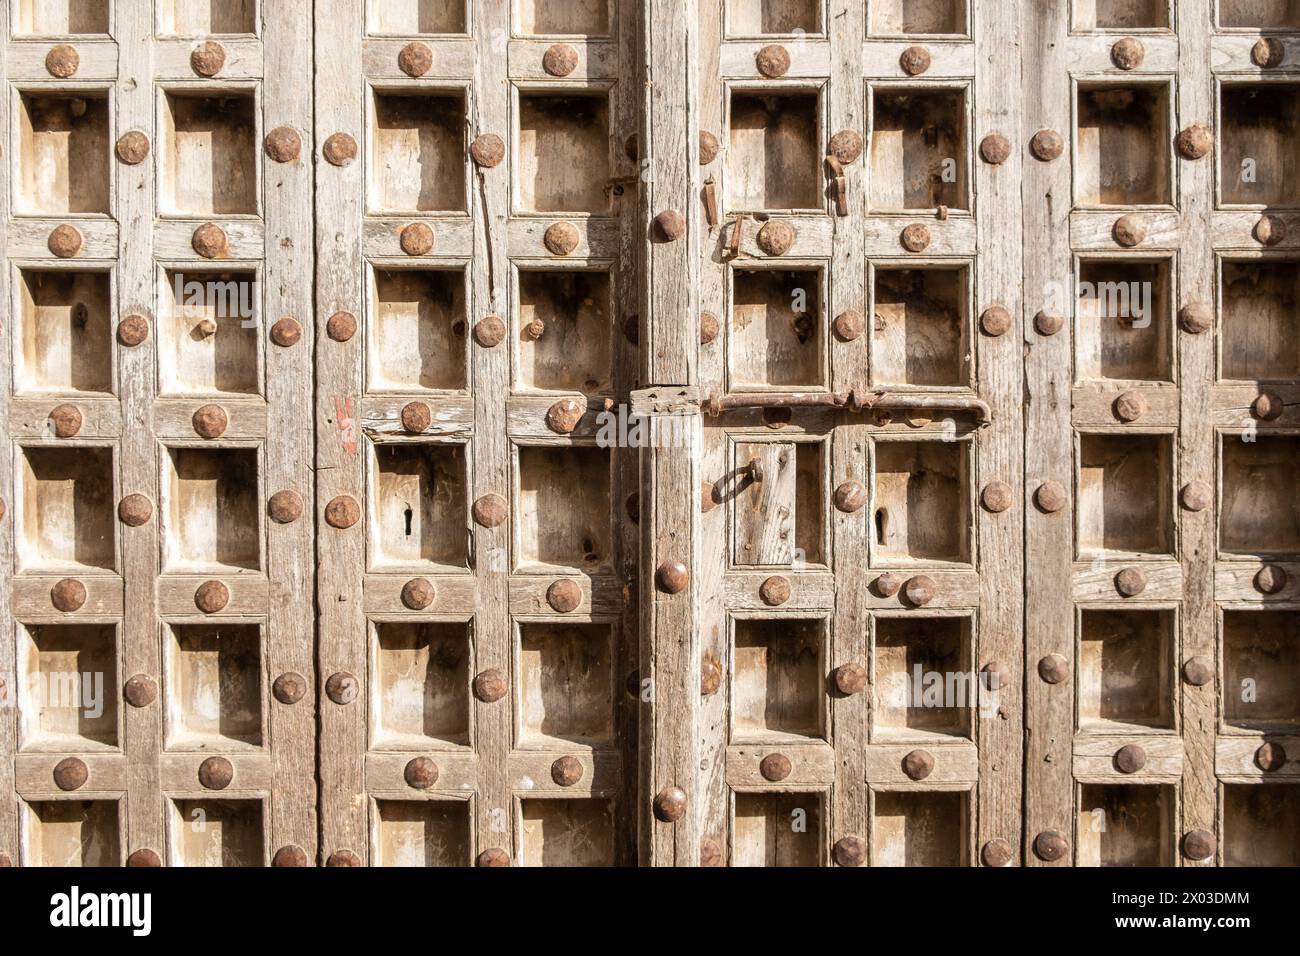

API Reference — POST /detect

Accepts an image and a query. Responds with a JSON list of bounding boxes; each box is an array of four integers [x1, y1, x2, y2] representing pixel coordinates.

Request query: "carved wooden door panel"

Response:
[[314, 0, 640, 867], [0, 1, 317, 866]]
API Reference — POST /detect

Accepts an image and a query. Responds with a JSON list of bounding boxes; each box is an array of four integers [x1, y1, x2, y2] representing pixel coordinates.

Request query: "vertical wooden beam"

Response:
[[640, 0, 701, 865], [1021, 0, 1075, 866], [0, 0, 13, 865]]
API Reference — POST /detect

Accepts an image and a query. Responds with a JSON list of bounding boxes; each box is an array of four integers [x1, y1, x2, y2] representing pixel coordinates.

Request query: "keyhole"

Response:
[[403, 506, 413, 536], [875, 508, 888, 546]]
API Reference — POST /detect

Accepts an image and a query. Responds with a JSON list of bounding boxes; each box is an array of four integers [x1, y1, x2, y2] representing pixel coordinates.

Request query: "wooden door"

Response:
[[0, 0, 316, 866]]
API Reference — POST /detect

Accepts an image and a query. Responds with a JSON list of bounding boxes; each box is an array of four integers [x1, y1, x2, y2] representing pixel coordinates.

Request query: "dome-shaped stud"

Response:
[[1180, 481, 1212, 513], [833, 662, 868, 696], [545, 398, 584, 434], [1038, 653, 1069, 685], [397, 41, 433, 77], [981, 481, 1014, 514], [1178, 302, 1212, 334], [1113, 214, 1147, 247], [117, 314, 150, 347], [1111, 37, 1145, 70], [700, 311, 720, 345], [400, 578, 435, 611], [833, 309, 864, 342], [654, 209, 686, 241], [470, 133, 505, 168], [1115, 567, 1147, 598], [326, 311, 357, 341], [755, 44, 790, 78], [980, 304, 1012, 337], [1253, 37, 1286, 68], [123, 674, 157, 708], [979, 133, 1011, 165], [900, 223, 930, 252], [1182, 830, 1216, 862], [49, 404, 83, 438], [1035, 481, 1068, 513], [268, 490, 303, 524], [192, 404, 228, 439], [759, 752, 792, 782], [759, 575, 791, 606], [828, 130, 864, 165], [903, 575, 936, 607], [1034, 310, 1064, 336], [1182, 657, 1213, 687], [656, 561, 689, 594], [53, 757, 88, 791], [699, 130, 721, 165], [190, 40, 226, 77], [551, 755, 583, 786], [700, 656, 722, 696], [1115, 744, 1147, 774], [1255, 215, 1286, 246], [1114, 390, 1147, 423], [477, 848, 511, 867], [542, 43, 579, 76], [322, 132, 358, 167], [902, 749, 934, 780], [833, 480, 867, 513], [198, 756, 234, 790], [1255, 565, 1288, 596], [473, 315, 506, 347], [116, 130, 151, 165], [1033, 830, 1069, 862], [273, 672, 307, 705], [546, 579, 582, 613], [653, 786, 688, 823], [272, 845, 309, 867], [192, 222, 229, 258], [46, 44, 80, 78], [472, 493, 508, 528], [874, 572, 903, 598], [325, 495, 361, 529], [833, 835, 867, 867], [900, 45, 931, 75], [543, 221, 580, 256], [400, 401, 432, 434], [51, 578, 87, 613], [195, 580, 230, 614], [326, 850, 362, 866], [404, 757, 439, 789], [1252, 393, 1284, 421], [700, 837, 724, 867], [1255, 742, 1287, 772], [757, 220, 796, 256], [325, 671, 359, 705], [126, 849, 162, 867], [264, 127, 301, 163], [399, 222, 435, 256], [1030, 129, 1064, 162], [48, 224, 83, 258], [473, 668, 507, 704], [1176, 124, 1213, 160], [981, 839, 1014, 867], [269, 317, 302, 348]]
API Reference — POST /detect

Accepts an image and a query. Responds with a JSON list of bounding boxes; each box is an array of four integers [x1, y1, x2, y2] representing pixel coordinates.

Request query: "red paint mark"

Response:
[[335, 396, 358, 456]]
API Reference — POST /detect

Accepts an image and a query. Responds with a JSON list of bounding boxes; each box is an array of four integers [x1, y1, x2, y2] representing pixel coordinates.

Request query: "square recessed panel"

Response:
[[15, 93, 110, 215], [1221, 260, 1300, 381], [1078, 609, 1174, 732], [1074, 0, 1170, 29], [517, 270, 612, 393], [1223, 610, 1300, 732], [518, 798, 615, 866], [1078, 784, 1174, 866], [729, 267, 824, 389], [1077, 433, 1173, 558], [870, 87, 968, 212], [373, 799, 472, 866], [727, 0, 819, 34], [14, 1, 110, 36], [163, 447, 261, 572], [871, 264, 970, 387], [369, 90, 467, 215], [872, 440, 971, 564], [517, 622, 614, 748], [160, 269, 261, 397], [159, 0, 257, 35], [869, 0, 967, 35], [371, 621, 471, 749], [15, 269, 113, 395], [873, 791, 967, 866], [17, 445, 115, 573], [1221, 84, 1300, 207], [517, 0, 611, 35], [160, 92, 258, 217], [732, 792, 822, 866], [1223, 785, 1300, 867], [18, 623, 118, 751], [22, 800, 120, 866], [1221, 435, 1300, 557], [370, 443, 469, 571], [731, 440, 825, 566], [368, 0, 467, 34], [166, 624, 263, 750], [517, 446, 610, 571], [1220, 1, 1300, 29], [727, 91, 821, 211], [517, 93, 611, 214], [731, 617, 824, 742], [169, 799, 264, 867], [1076, 83, 1171, 206], [873, 615, 972, 740], [1075, 258, 1172, 382], [369, 268, 468, 392]]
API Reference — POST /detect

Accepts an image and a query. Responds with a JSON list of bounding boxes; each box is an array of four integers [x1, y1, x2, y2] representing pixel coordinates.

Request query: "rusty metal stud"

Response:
[[399, 401, 431, 434], [545, 398, 584, 435], [126, 848, 162, 867], [470, 133, 505, 168], [656, 561, 689, 594], [477, 848, 511, 867], [1255, 565, 1288, 595], [1114, 390, 1147, 423], [472, 493, 508, 529], [190, 40, 226, 76], [828, 129, 863, 165], [699, 310, 720, 345], [269, 317, 302, 348], [53, 757, 88, 791], [401, 578, 435, 611], [1115, 567, 1147, 597], [199, 756, 234, 790], [523, 315, 546, 340], [264, 126, 301, 163], [542, 43, 579, 76], [326, 850, 362, 867], [48, 223, 82, 258], [899, 45, 932, 75], [1182, 656, 1213, 688], [198, 317, 219, 337], [1255, 741, 1287, 772], [473, 668, 507, 704], [1030, 129, 1064, 162], [273, 672, 307, 705], [653, 786, 688, 823], [473, 315, 506, 348], [1182, 830, 1216, 862], [551, 755, 583, 787], [759, 752, 792, 782], [902, 749, 935, 780], [980, 133, 1011, 165], [123, 674, 157, 708], [1253, 37, 1286, 68], [980, 304, 1012, 337], [833, 480, 867, 514], [900, 222, 931, 252], [1180, 481, 1212, 513], [1038, 653, 1069, 685], [833, 309, 864, 342], [267, 489, 304, 525], [192, 222, 228, 258], [51, 578, 87, 613], [1035, 480, 1068, 514], [833, 661, 868, 696], [1252, 392, 1284, 421], [1111, 37, 1145, 70], [324, 495, 361, 529], [654, 209, 686, 242], [903, 575, 936, 607], [272, 845, 309, 867], [698, 129, 721, 165], [759, 575, 791, 606], [1177, 124, 1213, 161], [49, 404, 82, 438], [543, 221, 580, 256], [757, 220, 796, 256], [1176, 304, 1212, 339], [399, 222, 435, 256], [195, 580, 230, 614], [323, 132, 358, 166], [397, 41, 433, 77], [326, 310, 357, 341], [1033, 830, 1069, 862], [1113, 214, 1147, 247], [700, 656, 722, 696], [46, 43, 80, 77], [1255, 215, 1286, 246], [981, 839, 1014, 868], [404, 756, 439, 789], [700, 837, 725, 867], [755, 43, 790, 77], [116, 130, 150, 165], [1115, 744, 1147, 774], [833, 835, 867, 867], [192, 403, 228, 439], [1034, 310, 1064, 336], [547, 579, 582, 613], [981, 480, 1014, 514], [874, 572, 903, 598], [117, 313, 150, 347], [326, 671, 359, 705]]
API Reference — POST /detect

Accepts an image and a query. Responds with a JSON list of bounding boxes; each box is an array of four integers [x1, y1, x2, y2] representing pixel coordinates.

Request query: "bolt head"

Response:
[[1111, 37, 1145, 70], [51, 578, 87, 613], [1253, 37, 1286, 68], [1038, 653, 1069, 685], [53, 757, 88, 791], [1115, 567, 1147, 597], [903, 575, 936, 607], [49, 403, 82, 438], [404, 757, 439, 789], [326, 850, 362, 867], [656, 561, 689, 594], [833, 309, 865, 342], [1182, 657, 1214, 688], [325, 671, 359, 705], [755, 44, 790, 77], [834, 480, 867, 513], [1180, 481, 1212, 512], [116, 130, 151, 164], [900, 45, 932, 75], [273, 672, 307, 705], [759, 575, 791, 607], [1256, 742, 1287, 772], [759, 752, 792, 782], [542, 43, 579, 76], [981, 480, 1014, 514], [700, 837, 725, 867], [1256, 565, 1288, 595], [118, 494, 154, 527], [190, 40, 226, 76], [653, 786, 688, 823], [828, 129, 864, 165], [191, 222, 229, 258], [545, 398, 584, 434], [123, 674, 158, 708], [268, 490, 304, 524], [700, 311, 720, 345], [1034, 310, 1064, 336], [118, 314, 150, 346], [473, 668, 508, 703], [472, 493, 508, 528], [323, 133, 358, 167], [48, 224, 83, 258], [198, 756, 234, 790], [399, 222, 435, 256], [874, 572, 903, 598], [980, 304, 1012, 337], [1252, 393, 1285, 421], [1035, 480, 1068, 513], [327, 311, 358, 341], [269, 317, 303, 348], [833, 836, 867, 867], [46, 44, 80, 78], [833, 661, 868, 696], [264, 126, 302, 163], [1114, 390, 1147, 423], [400, 401, 432, 434], [1182, 830, 1216, 862], [397, 41, 433, 77], [980, 133, 1011, 165], [194, 580, 230, 614], [272, 845, 309, 867], [1113, 214, 1147, 247], [757, 220, 796, 256], [902, 749, 935, 780], [477, 848, 511, 867], [654, 209, 686, 241], [543, 221, 580, 256], [699, 130, 720, 165], [1033, 830, 1069, 863], [1177, 124, 1213, 161], [192, 403, 228, 439], [981, 839, 1014, 867], [1255, 215, 1286, 246], [700, 656, 722, 696], [126, 849, 162, 867], [1030, 129, 1064, 162], [1115, 744, 1147, 774], [325, 495, 361, 529], [400, 578, 435, 610], [900, 223, 931, 252], [473, 315, 507, 348], [551, 755, 584, 787], [546, 579, 582, 613]]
